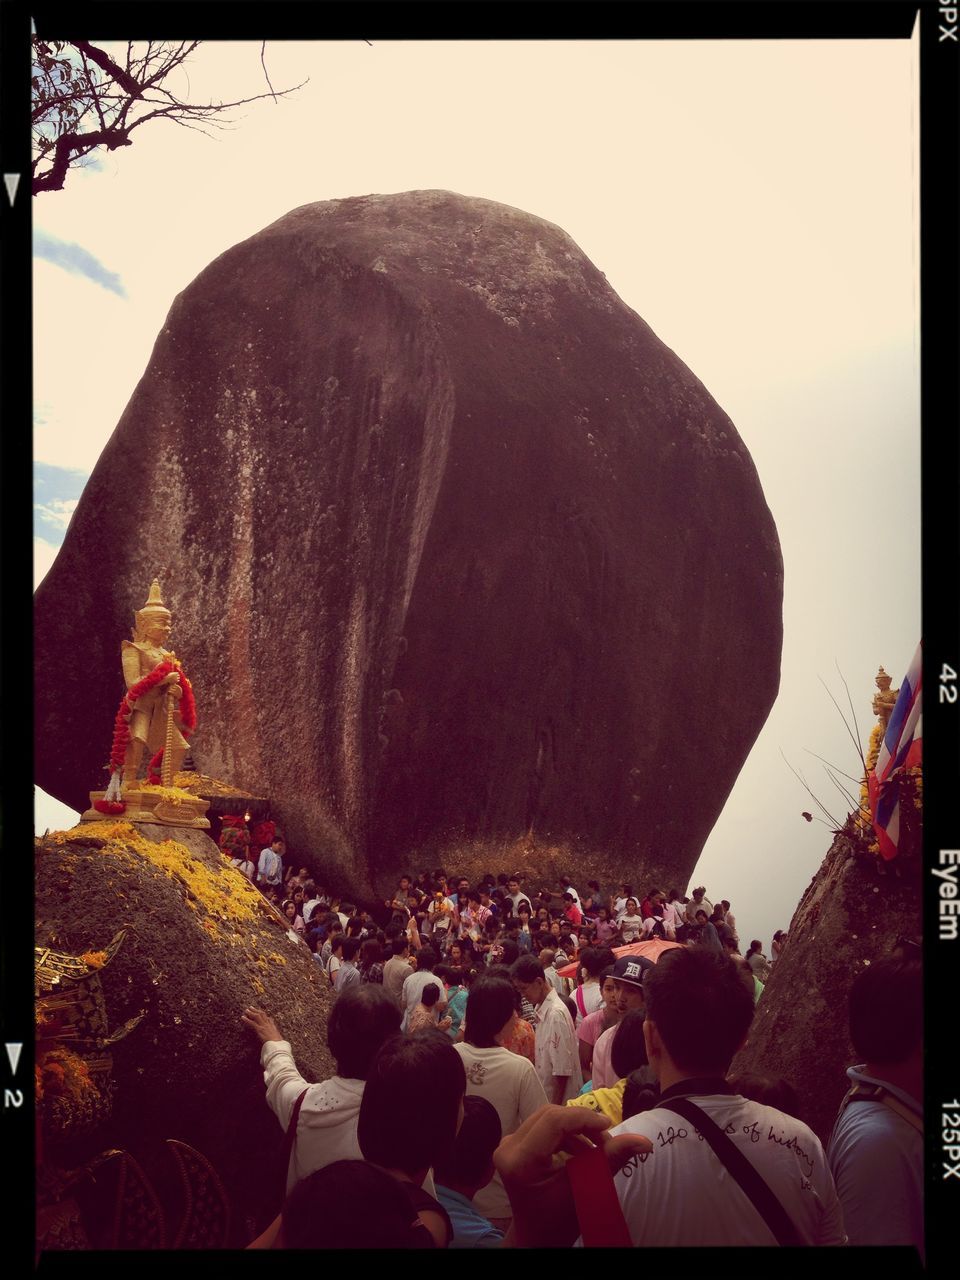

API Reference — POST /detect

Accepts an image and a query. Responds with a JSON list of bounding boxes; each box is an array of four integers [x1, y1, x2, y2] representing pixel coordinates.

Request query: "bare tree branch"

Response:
[[74, 40, 143, 98], [817, 675, 866, 776], [834, 659, 866, 774], [260, 41, 277, 102], [802, 748, 861, 785], [32, 38, 306, 195], [780, 749, 842, 829]]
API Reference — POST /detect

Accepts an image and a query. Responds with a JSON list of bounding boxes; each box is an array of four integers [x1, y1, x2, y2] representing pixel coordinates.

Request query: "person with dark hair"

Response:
[[280, 1161, 419, 1249], [483, 968, 536, 1064], [400, 944, 442, 1031], [408, 981, 453, 1035], [591, 954, 654, 1090], [383, 936, 414, 1009], [325, 932, 347, 986], [504, 877, 531, 919], [452, 974, 547, 1227], [439, 964, 473, 1040], [618, 898, 644, 943], [241, 986, 401, 1194], [577, 966, 620, 1081], [566, 1008, 649, 1125], [358, 1031, 467, 1247], [588, 946, 844, 1245], [561, 891, 583, 927], [745, 940, 771, 983], [693, 908, 722, 954], [435, 1096, 505, 1248], [511, 954, 582, 1104], [611, 883, 634, 923], [683, 885, 713, 927], [334, 935, 362, 993], [572, 946, 610, 1025], [359, 937, 385, 985], [726, 1072, 802, 1120], [827, 952, 923, 1258]]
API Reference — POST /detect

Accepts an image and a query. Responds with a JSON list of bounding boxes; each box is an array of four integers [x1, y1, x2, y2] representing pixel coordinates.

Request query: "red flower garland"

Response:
[[95, 660, 198, 810]]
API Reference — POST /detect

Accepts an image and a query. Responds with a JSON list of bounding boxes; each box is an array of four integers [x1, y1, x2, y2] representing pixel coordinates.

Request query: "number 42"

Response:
[[940, 664, 958, 704]]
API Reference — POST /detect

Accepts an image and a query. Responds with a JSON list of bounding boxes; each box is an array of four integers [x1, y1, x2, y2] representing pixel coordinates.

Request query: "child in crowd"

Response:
[[407, 982, 452, 1034]]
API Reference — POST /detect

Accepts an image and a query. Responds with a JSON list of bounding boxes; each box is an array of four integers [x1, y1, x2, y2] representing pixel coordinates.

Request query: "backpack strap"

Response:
[[278, 1088, 309, 1208], [658, 1098, 803, 1246], [841, 1081, 924, 1134], [575, 984, 588, 1018]]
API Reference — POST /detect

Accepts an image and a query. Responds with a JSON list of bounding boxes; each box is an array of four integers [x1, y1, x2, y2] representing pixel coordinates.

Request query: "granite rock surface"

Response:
[[35, 190, 783, 896]]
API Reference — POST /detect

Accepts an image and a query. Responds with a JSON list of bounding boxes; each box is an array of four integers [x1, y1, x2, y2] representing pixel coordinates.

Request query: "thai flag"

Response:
[[868, 641, 923, 861]]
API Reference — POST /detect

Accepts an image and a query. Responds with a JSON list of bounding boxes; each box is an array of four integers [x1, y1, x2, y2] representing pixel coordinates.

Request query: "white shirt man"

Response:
[[582, 947, 845, 1247], [231, 855, 256, 881], [684, 890, 713, 927], [514, 960, 582, 1104], [504, 880, 531, 917]]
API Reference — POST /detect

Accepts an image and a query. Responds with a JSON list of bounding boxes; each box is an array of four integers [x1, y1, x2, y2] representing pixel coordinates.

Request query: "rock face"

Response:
[[35, 822, 336, 1234], [34, 190, 782, 896], [731, 815, 922, 1144]]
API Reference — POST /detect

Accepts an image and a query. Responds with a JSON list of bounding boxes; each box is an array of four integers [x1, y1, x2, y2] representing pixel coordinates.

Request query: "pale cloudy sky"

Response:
[[33, 36, 921, 948]]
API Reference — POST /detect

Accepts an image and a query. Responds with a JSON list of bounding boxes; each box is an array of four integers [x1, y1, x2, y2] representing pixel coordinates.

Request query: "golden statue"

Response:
[[871, 666, 899, 731], [121, 580, 189, 787], [82, 579, 209, 829]]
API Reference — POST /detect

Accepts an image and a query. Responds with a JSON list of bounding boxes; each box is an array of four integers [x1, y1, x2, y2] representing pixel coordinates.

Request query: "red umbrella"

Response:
[[557, 937, 683, 980]]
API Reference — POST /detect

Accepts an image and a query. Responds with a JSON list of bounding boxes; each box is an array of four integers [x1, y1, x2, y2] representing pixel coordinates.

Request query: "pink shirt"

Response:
[[591, 1023, 619, 1089], [577, 1007, 613, 1049]]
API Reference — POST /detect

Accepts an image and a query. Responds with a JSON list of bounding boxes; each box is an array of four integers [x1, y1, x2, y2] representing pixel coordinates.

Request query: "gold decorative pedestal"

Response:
[[81, 788, 210, 830]]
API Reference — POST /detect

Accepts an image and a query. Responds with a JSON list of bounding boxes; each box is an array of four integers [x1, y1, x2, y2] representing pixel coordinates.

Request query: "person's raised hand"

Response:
[[241, 1006, 282, 1044], [494, 1104, 651, 1248]]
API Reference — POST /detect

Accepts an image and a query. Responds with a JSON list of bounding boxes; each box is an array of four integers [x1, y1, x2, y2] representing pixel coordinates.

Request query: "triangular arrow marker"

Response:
[[5, 1043, 22, 1074], [3, 174, 21, 206]]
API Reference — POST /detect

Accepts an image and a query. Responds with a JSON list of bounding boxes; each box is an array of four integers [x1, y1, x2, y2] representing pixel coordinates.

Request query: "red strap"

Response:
[[576, 985, 587, 1018], [567, 1144, 632, 1248]]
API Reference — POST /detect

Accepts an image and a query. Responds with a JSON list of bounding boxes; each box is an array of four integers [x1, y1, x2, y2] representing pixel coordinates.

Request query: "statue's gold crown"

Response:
[[136, 578, 171, 621], [875, 666, 892, 691]]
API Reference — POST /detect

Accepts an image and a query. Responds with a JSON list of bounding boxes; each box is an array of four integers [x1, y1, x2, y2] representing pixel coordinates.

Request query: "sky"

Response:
[[33, 36, 921, 950]]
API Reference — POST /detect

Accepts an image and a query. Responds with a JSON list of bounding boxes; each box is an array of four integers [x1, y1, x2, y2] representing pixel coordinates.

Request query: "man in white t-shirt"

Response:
[[594, 947, 844, 1246], [511, 955, 582, 1104], [504, 877, 531, 918], [494, 946, 845, 1249], [684, 885, 713, 927]]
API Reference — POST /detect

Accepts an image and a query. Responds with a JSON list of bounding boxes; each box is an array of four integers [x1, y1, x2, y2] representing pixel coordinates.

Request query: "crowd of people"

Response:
[[234, 850, 921, 1255]]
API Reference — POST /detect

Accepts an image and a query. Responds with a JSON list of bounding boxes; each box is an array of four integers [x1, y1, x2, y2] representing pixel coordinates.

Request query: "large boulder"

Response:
[[35, 821, 335, 1234], [34, 190, 782, 896]]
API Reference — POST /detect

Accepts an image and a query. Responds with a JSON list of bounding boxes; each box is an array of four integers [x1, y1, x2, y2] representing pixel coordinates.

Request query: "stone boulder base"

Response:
[[35, 822, 335, 1235], [731, 818, 921, 1145], [34, 189, 783, 898]]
